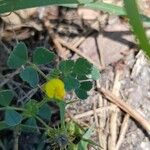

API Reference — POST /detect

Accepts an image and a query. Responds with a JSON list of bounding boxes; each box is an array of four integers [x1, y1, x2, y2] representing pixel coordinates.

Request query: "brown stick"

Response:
[[97, 87, 150, 132], [96, 34, 106, 69], [116, 114, 129, 150], [52, 37, 67, 60], [74, 106, 115, 119], [109, 68, 122, 150], [97, 81, 107, 150]]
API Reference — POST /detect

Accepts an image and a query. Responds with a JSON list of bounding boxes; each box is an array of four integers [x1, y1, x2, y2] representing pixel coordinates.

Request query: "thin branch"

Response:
[[116, 114, 129, 150], [74, 106, 115, 119], [97, 87, 150, 132]]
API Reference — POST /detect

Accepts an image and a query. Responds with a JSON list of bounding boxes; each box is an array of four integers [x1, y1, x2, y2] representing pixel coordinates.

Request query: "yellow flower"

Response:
[[43, 79, 65, 100]]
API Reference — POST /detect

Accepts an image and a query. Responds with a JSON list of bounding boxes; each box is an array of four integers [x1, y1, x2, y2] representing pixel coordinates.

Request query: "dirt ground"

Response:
[[0, 1, 150, 150]]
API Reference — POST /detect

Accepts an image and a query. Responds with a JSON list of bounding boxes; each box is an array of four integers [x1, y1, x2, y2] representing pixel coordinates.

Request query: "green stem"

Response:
[[20, 124, 45, 130], [0, 140, 6, 150], [13, 127, 20, 150], [36, 116, 50, 129], [28, 62, 49, 81], [0, 106, 24, 111], [38, 98, 48, 107]]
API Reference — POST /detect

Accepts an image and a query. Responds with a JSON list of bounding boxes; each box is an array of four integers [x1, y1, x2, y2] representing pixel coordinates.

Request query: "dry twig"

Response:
[[74, 106, 115, 119], [109, 66, 123, 150], [116, 114, 129, 150], [52, 36, 67, 60], [97, 87, 150, 132], [0, 69, 20, 88], [97, 81, 107, 150]]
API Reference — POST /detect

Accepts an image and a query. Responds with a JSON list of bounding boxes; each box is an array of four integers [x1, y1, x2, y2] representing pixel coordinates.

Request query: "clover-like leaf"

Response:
[[25, 118, 37, 126], [63, 76, 80, 91], [91, 66, 100, 80], [24, 100, 39, 118], [75, 88, 88, 100], [20, 67, 39, 88], [73, 58, 92, 75], [5, 109, 22, 126], [80, 81, 92, 91], [7, 42, 28, 69], [0, 121, 10, 131], [48, 68, 61, 79], [38, 104, 51, 120], [59, 60, 74, 75], [75, 81, 92, 100], [23, 118, 38, 132], [0, 90, 14, 106], [33, 47, 55, 65], [77, 75, 88, 81]]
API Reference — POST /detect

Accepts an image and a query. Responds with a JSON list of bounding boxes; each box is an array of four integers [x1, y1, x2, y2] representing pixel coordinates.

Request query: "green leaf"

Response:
[[78, 124, 95, 150], [68, 143, 78, 150], [80, 81, 92, 91], [67, 121, 84, 137], [74, 81, 92, 100], [91, 66, 100, 80], [24, 100, 39, 118], [75, 88, 88, 100], [61, 2, 150, 25], [0, 90, 14, 106], [7, 42, 28, 69], [124, 0, 150, 58], [20, 67, 39, 88], [63, 76, 80, 91], [24, 118, 38, 132], [77, 75, 88, 81], [25, 118, 37, 126], [85, 1, 126, 16], [20, 124, 39, 133], [0, 0, 79, 14], [82, 138, 101, 148], [33, 47, 55, 65], [48, 68, 61, 79], [73, 58, 92, 75], [59, 60, 74, 75], [5, 109, 22, 126], [0, 121, 10, 131], [38, 104, 51, 120], [78, 0, 93, 3]]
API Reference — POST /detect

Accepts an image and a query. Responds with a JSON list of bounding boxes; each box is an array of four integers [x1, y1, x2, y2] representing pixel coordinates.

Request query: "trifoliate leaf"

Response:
[[48, 68, 61, 79], [24, 100, 39, 118]]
